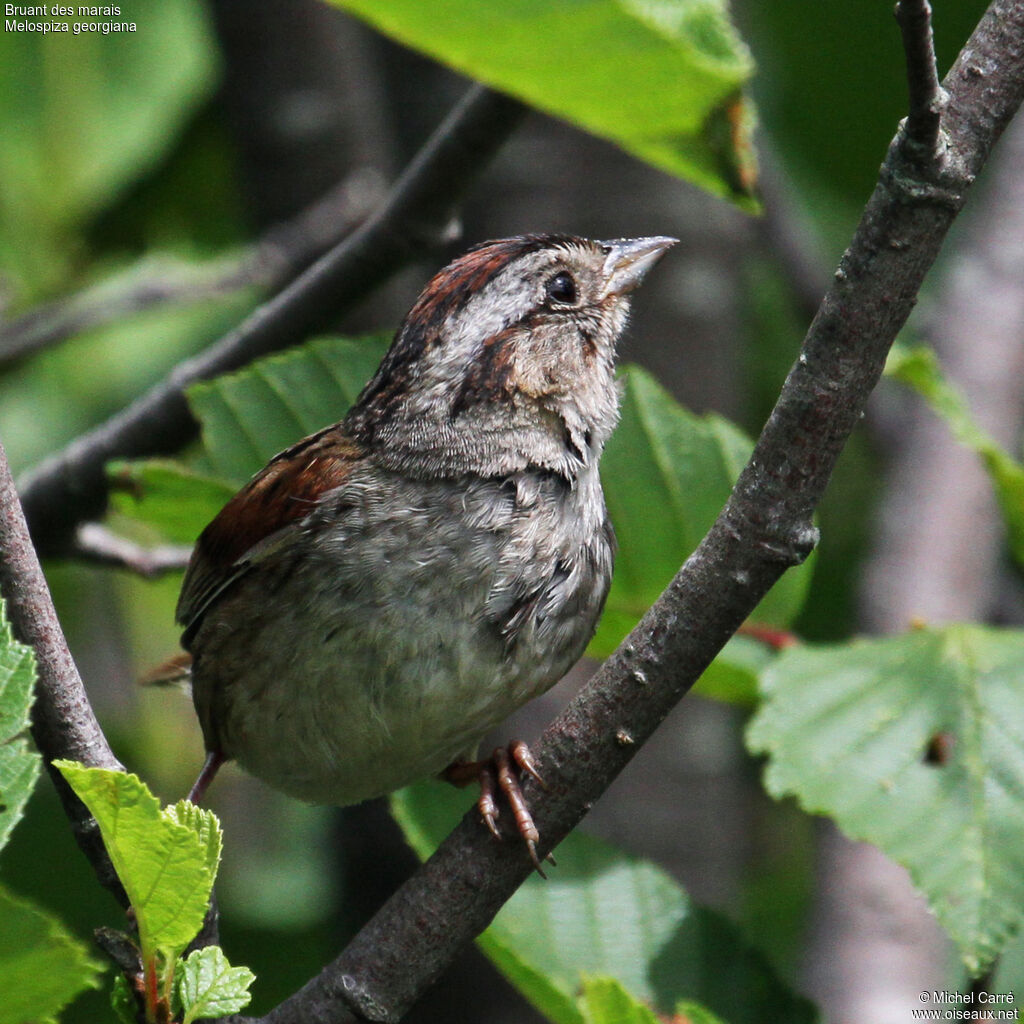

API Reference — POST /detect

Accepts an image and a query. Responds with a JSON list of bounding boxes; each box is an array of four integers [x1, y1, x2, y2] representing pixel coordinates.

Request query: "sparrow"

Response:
[[176, 233, 676, 869]]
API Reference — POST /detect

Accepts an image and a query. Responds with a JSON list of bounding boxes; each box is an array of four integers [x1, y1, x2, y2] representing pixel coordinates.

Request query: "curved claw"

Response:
[[477, 763, 502, 840], [445, 741, 551, 876], [510, 740, 547, 790]]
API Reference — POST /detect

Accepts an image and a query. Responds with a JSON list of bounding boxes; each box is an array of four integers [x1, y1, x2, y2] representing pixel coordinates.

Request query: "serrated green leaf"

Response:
[[391, 782, 820, 1024], [164, 799, 223, 882], [746, 625, 1024, 974], [595, 367, 814, 670], [327, 0, 757, 205], [177, 945, 255, 1024], [0, 597, 41, 852], [885, 344, 1024, 568], [580, 976, 660, 1024], [0, 883, 103, 1024], [53, 762, 221, 962], [187, 335, 390, 484]]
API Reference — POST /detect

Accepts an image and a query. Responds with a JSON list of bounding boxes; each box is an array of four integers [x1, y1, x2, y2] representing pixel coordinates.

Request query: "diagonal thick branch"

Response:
[[17, 83, 526, 559], [221, 3, 1021, 1022]]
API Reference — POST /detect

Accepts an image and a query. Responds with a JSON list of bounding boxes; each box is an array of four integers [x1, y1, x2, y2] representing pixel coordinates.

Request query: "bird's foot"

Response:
[[444, 741, 554, 876]]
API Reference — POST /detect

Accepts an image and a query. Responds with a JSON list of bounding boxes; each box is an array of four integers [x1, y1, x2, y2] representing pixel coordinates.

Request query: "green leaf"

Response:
[[0, 597, 41, 852], [0, 0, 218, 298], [885, 343, 1024, 568], [579, 976, 660, 1024], [53, 762, 221, 963], [692, 634, 773, 706], [187, 335, 390, 484], [164, 799, 223, 882], [391, 782, 820, 1024], [107, 460, 237, 545], [746, 625, 1024, 974], [595, 368, 814, 672], [326, 0, 757, 205], [578, 977, 731, 1024], [0, 883, 103, 1024], [177, 946, 256, 1024], [106, 336, 390, 543], [673, 1000, 731, 1024], [110, 974, 138, 1024]]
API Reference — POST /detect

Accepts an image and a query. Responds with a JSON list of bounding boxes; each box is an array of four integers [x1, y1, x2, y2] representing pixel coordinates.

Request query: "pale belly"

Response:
[[189, 469, 613, 805]]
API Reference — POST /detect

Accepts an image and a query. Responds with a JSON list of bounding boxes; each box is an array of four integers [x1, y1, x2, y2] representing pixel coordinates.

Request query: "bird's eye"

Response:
[[545, 272, 577, 305]]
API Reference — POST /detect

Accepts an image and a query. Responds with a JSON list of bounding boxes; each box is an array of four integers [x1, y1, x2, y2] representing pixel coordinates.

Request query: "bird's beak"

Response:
[[598, 236, 678, 299]]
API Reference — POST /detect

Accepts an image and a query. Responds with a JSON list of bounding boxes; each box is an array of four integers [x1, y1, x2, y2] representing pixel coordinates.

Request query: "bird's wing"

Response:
[[176, 425, 368, 642]]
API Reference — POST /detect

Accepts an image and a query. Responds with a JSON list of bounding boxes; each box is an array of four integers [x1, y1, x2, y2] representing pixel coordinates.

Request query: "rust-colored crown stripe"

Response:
[[351, 236, 580, 426]]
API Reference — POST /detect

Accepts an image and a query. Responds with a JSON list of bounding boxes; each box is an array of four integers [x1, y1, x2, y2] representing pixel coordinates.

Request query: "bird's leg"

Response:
[[188, 750, 225, 805], [443, 741, 553, 876]]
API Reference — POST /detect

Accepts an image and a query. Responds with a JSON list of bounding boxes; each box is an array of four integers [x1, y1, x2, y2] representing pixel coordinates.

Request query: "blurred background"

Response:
[[3, 0, 1022, 1021]]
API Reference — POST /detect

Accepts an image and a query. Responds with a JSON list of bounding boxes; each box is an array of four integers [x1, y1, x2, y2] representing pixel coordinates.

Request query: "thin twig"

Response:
[[73, 523, 192, 578], [225, 2, 1023, 1022], [895, 0, 948, 159], [0, 440, 126, 904], [18, 84, 527, 558], [0, 169, 386, 367]]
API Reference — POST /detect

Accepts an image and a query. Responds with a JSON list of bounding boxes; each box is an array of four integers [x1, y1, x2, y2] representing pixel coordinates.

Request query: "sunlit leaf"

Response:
[[0, 0, 218, 297], [177, 945, 255, 1024], [0, 884, 103, 1024], [187, 335, 390, 484], [327, 0, 757, 205], [579, 976, 660, 1024], [54, 762, 221, 962]]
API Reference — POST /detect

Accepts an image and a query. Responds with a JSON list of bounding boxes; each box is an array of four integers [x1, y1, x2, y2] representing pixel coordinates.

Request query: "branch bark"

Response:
[[0, 441, 126, 904], [896, 0, 947, 159], [17, 83, 527, 558], [223, 2, 1021, 1020], [72, 522, 193, 578]]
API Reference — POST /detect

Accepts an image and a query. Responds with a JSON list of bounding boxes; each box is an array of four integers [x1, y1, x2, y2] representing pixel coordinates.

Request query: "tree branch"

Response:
[[229, 2, 1023, 1021], [0, 440, 126, 904], [72, 523, 192, 578], [17, 84, 527, 558], [0, 169, 386, 368], [895, 0, 947, 159]]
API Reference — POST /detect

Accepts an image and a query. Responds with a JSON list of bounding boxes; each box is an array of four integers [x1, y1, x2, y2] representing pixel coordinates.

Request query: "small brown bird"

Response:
[[177, 234, 676, 868]]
